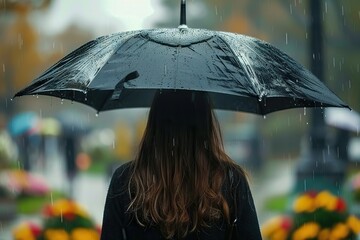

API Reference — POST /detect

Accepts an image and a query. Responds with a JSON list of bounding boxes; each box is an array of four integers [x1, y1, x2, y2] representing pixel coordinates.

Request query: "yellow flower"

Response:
[[318, 228, 330, 240], [44, 229, 70, 240], [271, 228, 288, 240], [293, 194, 315, 213], [13, 223, 36, 240], [261, 216, 282, 237], [292, 222, 320, 240], [330, 223, 349, 239], [71, 228, 100, 240], [347, 215, 360, 234], [314, 191, 338, 211], [50, 199, 89, 218]]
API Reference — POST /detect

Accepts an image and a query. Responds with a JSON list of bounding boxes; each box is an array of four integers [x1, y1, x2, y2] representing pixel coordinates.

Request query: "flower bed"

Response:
[[262, 191, 360, 240], [13, 199, 101, 240]]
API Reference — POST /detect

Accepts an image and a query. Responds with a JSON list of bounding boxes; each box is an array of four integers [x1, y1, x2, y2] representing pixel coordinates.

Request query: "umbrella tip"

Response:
[[179, 0, 187, 26]]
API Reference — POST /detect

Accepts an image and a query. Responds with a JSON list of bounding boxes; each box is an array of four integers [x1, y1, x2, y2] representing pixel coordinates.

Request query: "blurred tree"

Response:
[[0, 0, 52, 11], [0, 0, 59, 115]]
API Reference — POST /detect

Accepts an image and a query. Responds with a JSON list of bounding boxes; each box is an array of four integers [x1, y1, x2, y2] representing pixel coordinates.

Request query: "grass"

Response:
[[16, 191, 66, 215]]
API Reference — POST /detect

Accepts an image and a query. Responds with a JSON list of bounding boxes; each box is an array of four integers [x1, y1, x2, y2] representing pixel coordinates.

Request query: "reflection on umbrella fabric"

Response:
[[14, 21, 349, 115]]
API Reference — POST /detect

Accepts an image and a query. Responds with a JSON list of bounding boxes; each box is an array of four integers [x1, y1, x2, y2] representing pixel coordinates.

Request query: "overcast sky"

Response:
[[34, 0, 167, 36]]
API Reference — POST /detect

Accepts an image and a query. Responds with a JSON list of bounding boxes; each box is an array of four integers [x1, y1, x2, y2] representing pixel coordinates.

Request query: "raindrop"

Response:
[[312, 53, 315, 60], [306, 122, 309, 125], [263, 115, 266, 119], [10, 98, 13, 101], [214, 5, 218, 15], [333, 57, 336, 67], [303, 107, 307, 116], [341, 5, 344, 16], [325, 2, 328, 13], [61, 99, 64, 104], [112, 141, 115, 149], [304, 180, 307, 191], [60, 210, 63, 222], [305, 32, 308, 39], [50, 192, 54, 205], [289, 4, 293, 14], [285, 33, 288, 45], [164, 65, 167, 75], [95, 113, 99, 117], [2, 64, 5, 72]]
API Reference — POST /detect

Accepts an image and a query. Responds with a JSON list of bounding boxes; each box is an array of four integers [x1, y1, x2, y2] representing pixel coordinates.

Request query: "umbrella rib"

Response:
[[205, 36, 257, 97], [234, 35, 307, 100]]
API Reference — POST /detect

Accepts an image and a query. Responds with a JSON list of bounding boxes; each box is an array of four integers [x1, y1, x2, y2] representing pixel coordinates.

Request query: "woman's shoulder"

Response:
[[108, 161, 134, 195], [112, 161, 133, 178], [225, 163, 247, 182]]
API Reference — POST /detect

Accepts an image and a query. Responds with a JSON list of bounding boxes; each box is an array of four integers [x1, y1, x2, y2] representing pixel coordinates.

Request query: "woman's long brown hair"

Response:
[[128, 90, 245, 239]]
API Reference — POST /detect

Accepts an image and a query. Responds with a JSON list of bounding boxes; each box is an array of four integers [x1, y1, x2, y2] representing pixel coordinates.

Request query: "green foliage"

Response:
[[16, 191, 66, 215], [264, 194, 290, 212]]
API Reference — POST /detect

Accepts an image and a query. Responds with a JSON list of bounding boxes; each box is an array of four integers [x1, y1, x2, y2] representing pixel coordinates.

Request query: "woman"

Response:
[[101, 90, 262, 240]]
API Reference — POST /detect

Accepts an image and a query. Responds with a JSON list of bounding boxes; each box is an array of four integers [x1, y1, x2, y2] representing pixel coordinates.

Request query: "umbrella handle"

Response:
[[180, 0, 186, 26]]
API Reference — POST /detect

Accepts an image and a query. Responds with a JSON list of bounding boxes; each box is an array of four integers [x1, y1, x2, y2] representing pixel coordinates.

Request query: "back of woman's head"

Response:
[[128, 90, 238, 239]]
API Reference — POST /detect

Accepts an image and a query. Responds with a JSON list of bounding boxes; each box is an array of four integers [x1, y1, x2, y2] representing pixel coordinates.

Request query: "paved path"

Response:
[[250, 159, 295, 224]]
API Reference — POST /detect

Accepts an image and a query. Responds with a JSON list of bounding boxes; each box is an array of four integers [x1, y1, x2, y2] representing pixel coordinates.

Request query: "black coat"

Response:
[[100, 162, 262, 240]]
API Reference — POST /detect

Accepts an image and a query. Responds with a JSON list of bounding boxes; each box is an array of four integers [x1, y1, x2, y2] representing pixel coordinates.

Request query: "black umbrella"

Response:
[[14, 1, 349, 115]]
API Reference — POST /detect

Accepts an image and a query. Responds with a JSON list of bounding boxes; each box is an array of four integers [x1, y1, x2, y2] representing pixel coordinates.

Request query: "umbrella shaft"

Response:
[[180, 0, 186, 25]]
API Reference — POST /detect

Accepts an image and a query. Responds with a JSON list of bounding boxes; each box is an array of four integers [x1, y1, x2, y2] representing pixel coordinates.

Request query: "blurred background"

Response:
[[1, 0, 360, 239]]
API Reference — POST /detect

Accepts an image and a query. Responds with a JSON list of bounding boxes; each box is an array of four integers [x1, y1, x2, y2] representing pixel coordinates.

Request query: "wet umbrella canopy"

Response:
[[14, 1, 349, 115]]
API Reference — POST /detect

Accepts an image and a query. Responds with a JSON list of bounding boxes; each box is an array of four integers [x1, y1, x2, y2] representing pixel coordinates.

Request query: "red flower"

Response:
[[42, 205, 54, 217], [335, 199, 346, 212], [307, 191, 317, 198], [28, 222, 42, 237], [63, 212, 76, 221], [281, 216, 292, 231]]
